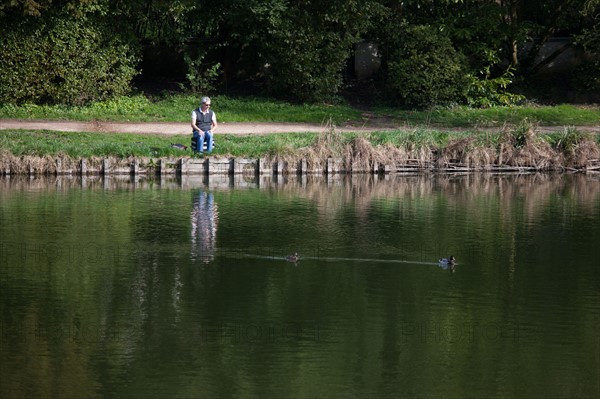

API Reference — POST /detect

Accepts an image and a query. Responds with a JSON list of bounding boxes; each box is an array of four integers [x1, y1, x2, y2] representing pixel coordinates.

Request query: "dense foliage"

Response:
[[0, 1, 138, 105], [381, 24, 468, 107], [1, 0, 599, 107]]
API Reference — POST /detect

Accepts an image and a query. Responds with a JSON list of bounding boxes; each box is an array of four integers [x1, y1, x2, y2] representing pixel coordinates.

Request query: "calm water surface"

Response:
[[0, 173, 599, 399]]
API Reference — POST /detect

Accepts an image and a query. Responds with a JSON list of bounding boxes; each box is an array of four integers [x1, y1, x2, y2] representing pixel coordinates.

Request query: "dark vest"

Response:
[[195, 108, 214, 132]]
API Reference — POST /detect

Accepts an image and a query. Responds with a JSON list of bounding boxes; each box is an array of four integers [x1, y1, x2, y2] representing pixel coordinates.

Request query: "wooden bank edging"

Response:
[[2, 156, 600, 176]]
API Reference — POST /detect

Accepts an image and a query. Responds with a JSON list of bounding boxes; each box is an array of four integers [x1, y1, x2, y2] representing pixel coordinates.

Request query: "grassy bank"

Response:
[[2, 95, 600, 171], [0, 130, 319, 158], [2, 121, 599, 171], [2, 94, 600, 127]]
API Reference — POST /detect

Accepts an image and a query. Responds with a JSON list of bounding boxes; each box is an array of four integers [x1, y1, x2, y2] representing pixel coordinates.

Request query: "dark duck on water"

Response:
[[285, 253, 300, 263], [438, 255, 456, 266]]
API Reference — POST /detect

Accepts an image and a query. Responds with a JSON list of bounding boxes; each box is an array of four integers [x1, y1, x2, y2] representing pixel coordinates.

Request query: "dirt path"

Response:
[[1, 118, 599, 135], [0, 119, 398, 135]]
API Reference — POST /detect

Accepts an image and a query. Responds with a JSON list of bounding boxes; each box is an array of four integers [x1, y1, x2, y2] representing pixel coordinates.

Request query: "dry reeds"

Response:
[[437, 137, 475, 168], [344, 136, 376, 172], [572, 139, 600, 168], [555, 127, 600, 168], [273, 121, 599, 174], [499, 123, 559, 169]]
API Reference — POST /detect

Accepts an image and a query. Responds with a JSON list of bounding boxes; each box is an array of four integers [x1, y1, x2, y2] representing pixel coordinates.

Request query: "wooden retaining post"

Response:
[[28, 160, 36, 176], [86, 159, 101, 175], [277, 159, 286, 175], [286, 159, 300, 175], [233, 159, 259, 186], [80, 159, 87, 176], [179, 158, 187, 175], [102, 158, 110, 175], [234, 158, 259, 175], [299, 159, 307, 175], [379, 163, 394, 175], [159, 158, 178, 175], [61, 158, 74, 175], [586, 159, 600, 172], [208, 157, 233, 174], [304, 159, 324, 175], [259, 158, 276, 176], [181, 158, 207, 174], [55, 158, 62, 175], [118, 160, 131, 175], [138, 159, 149, 175], [327, 158, 344, 175], [131, 159, 139, 175]]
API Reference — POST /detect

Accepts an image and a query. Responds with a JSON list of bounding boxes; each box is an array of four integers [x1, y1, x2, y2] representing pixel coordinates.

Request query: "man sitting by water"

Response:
[[191, 96, 217, 154]]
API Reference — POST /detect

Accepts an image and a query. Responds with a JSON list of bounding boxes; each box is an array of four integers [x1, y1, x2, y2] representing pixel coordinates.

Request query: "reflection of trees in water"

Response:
[[279, 173, 600, 218], [191, 191, 219, 263], [271, 173, 600, 266]]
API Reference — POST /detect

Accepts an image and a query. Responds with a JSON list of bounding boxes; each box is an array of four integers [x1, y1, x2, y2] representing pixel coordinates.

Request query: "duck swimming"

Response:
[[438, 256, 456, 266], [285, 253, 300, 263]]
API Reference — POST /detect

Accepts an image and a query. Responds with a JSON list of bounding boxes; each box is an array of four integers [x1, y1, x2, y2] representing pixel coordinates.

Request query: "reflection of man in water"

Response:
[[438, 262, 456, 273], [191, 191, 219, 263]]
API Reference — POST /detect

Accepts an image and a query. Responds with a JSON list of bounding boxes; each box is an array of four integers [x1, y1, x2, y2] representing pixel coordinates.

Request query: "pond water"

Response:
[[1, 173, 599, 399]]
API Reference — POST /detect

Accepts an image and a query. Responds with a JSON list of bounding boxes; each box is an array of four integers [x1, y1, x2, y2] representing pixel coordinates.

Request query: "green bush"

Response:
[[383, 24, 468, 108], [183, 51, 221, 94], [0, 16, 139, 105], [466, 50, 525, 108]]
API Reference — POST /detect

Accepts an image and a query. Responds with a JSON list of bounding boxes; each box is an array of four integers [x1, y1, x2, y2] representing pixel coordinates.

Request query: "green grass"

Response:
[[3, 94, 600, 127], [0, 129, 452, 159], [0, 130, 321, 159], [373, 104, 600, 127], [0, 94, 362, 125], [0, 130, 182, 158]]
